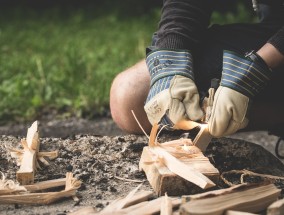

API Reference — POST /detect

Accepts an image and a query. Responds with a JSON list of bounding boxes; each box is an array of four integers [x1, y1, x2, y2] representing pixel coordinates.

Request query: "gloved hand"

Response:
[[209, 50, 272, 137], [144, 49, 204, 127]]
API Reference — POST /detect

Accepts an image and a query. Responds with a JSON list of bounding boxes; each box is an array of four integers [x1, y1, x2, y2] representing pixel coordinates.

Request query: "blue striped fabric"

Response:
[[145, 76, 173, 102], [221, 51, 272, 98], [146, 49, 194, 87]]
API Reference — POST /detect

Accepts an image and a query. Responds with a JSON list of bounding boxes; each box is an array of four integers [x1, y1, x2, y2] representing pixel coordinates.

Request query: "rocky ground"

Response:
[[0, 117, 284, 215]]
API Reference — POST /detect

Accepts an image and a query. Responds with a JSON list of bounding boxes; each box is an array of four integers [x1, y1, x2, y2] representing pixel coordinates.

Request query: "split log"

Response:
[[180, 183, 281, 215], [139, 146, 219, 196], [16, 121, 39, 185], [267, 198, 284, 215]]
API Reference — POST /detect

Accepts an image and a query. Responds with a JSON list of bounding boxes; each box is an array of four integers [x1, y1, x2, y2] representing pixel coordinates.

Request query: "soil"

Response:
[[0, 117, 284, 215]]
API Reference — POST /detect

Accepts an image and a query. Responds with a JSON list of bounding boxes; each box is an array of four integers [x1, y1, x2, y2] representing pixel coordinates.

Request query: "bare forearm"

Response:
[[257, 43, 284, 69]]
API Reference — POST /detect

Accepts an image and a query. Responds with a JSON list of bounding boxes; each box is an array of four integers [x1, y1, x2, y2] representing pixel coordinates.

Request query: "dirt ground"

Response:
[[0, 117, 284, 215]]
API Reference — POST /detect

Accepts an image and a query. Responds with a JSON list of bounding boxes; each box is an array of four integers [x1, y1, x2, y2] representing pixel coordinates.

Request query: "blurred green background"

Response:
[[0, 0, 257, 124]]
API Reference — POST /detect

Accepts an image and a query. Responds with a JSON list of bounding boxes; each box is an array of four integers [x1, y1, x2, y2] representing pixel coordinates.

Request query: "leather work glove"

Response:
[[209, 50, 272, 137], [144, 49, 204, 127]]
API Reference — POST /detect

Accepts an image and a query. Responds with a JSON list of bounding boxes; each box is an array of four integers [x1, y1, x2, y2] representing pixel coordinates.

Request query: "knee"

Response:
[[110, 63, 151, 134]]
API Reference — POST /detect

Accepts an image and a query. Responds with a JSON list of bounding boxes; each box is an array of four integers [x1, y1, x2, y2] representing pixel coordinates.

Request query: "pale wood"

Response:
[[193, 124, 212, 152], [180, 184, 281, 215], [100, 188, 153, 213], [149, 123, 159, 147], [139, 146, 219, 196], [24, 178, 66, 192], [38, 151, 59, 160], [0, 187, 77, 205], [16, 139, 37, 185], [225, 210, 259, 215], [123, 190, 153, 208], [101, 184, 142, 212], [0, 173, 81, 205], [149, 146, 215, 189], [174, 120, 199, 130], [182, 183, 247, 202], [0, 172, 27, 195], [110, 202, 148, 214], [16, 121, 39, 185], [161, 193, 173, 215], [119, 196, 181, 215], [173, 120, 212, 152], [27, 120, 39, 151], [159, 138, 193, 147], [267, 198, 284, 215]]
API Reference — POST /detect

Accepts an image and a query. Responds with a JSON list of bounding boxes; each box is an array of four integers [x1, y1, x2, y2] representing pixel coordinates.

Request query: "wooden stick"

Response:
[[161, 193, 173, 215], [182, 183, 248, 202], [38, 151, 58, 160], [100, 185, 153, 213], [112, 183, 142, 210], [173, 120, 212, 152], [119, 196, 181, 215], [24, 178, 66, 192], [16, 121, 39, 185], [193, 124, 212, 152], [225, 210, 259, 215], [99, 192, 153, 214]]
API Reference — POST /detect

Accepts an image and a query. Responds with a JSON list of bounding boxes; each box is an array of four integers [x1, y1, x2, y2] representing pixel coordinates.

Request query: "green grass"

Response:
[[0, 3, 255, 123], [0, 7, 160, 122]]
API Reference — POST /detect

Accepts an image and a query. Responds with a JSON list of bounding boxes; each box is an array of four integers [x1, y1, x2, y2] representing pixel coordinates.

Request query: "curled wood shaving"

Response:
[[0, 172, 27, 195], [148, 123, 200, 159]]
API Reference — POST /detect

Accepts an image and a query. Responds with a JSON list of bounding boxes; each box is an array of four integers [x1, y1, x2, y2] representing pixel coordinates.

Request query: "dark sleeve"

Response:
[[156, 0, 215, 50], [268, 26, 284, 55]]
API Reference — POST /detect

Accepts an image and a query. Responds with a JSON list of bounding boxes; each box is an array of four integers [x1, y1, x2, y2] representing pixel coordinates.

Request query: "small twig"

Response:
[[155, 124, 167, 144], [114, 175, 145, 183], [131, 110, 149, 139]]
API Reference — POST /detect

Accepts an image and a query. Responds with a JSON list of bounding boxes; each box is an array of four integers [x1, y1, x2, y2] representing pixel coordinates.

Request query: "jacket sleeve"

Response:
[[156, 0, 215, 50], [268, 26, 284, 55]]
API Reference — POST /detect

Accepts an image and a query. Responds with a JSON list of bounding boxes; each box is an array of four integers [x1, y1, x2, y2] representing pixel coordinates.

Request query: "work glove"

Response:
[[209, 50, 272, 137], [144, 49, 204, 127]]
